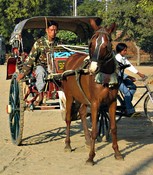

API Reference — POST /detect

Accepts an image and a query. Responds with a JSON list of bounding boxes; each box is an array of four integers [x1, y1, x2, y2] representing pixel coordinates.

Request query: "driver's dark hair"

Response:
[[116, 43, 127, 53], [47, 20, 58, 29]]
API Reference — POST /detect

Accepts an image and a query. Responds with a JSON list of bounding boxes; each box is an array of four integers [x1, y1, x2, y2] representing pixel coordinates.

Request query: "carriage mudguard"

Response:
[[6, 57, 17, 80]]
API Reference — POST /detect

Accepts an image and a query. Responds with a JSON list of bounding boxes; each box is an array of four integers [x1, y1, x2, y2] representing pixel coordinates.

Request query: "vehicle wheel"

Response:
[[144, 91, 153, 122], [8, 73, 24, 145], [116, 95, 125, 122], [97, 106, 110, 142]]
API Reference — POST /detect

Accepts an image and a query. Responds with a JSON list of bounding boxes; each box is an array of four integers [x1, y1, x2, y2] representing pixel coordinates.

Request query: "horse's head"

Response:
[[89, 19, 116, 74]]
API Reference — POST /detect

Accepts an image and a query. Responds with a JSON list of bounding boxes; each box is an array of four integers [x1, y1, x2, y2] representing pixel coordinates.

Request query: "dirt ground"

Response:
[[0, 64, 153, 175]]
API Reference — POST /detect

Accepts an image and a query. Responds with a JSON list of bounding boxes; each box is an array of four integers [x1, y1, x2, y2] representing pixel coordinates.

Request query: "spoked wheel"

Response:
[[7, 73, 25, 145], [97, 105, 110, 142], [116, 95, 125, 122], [144, 91, 153, 122]]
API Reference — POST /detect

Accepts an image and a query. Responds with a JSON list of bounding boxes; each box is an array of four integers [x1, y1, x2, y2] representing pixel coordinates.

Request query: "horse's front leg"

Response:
[[109, 100, 123, 160], [86, 101, 98, 165], [65, 96, 73, 152]]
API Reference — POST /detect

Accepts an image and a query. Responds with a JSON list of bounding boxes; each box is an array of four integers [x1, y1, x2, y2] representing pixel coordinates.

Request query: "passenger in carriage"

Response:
[[115, 43, 146, 117], [17, 20, 59, 106]]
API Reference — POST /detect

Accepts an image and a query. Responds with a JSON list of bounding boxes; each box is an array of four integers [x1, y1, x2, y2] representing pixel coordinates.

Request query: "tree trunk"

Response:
[[134, 42, 140, 66]]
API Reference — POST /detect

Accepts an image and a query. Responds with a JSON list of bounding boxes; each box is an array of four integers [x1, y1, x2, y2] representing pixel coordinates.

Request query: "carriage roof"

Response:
[[10, 16, 101, 44]]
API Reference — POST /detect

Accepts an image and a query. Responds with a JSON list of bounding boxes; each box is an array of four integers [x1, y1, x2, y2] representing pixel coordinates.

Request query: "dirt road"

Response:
[[0, 64, 153, 175]]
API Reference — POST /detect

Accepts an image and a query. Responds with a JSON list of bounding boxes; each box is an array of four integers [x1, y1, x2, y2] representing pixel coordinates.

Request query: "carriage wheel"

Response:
[[97, 106, 110, 142], [8, 73, 24, 145], [144, 91, 153, 122], [116, 95, 125, 122]]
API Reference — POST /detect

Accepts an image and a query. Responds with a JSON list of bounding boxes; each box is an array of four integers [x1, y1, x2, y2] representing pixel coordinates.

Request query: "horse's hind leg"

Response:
[[109, 101, 123, 160], [79, 104, 91, 147], [65, 95, 73, 152]]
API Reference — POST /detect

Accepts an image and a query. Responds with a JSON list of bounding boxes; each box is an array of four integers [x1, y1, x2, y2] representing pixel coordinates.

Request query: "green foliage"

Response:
[[57, 30, 78, 44], [0, 0, 72, 46], [104, 0, 153, 53], [0, 0, 153, 54], [77, 0, 153, 54], [77, 0, 104, 16]]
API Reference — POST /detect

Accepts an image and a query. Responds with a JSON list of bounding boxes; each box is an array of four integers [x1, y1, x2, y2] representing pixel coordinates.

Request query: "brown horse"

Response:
[[62, 19, 123, 165]]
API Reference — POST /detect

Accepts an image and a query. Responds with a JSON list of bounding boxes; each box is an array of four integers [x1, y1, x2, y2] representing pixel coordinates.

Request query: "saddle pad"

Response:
[[95, 72, 118, 86]]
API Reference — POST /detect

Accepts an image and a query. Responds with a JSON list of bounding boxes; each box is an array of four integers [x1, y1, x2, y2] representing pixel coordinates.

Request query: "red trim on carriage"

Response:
[[6, 57, 16, 80]]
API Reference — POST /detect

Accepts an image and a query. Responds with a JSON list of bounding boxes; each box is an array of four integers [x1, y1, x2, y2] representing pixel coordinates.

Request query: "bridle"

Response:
[[89, 28, 114, 72]]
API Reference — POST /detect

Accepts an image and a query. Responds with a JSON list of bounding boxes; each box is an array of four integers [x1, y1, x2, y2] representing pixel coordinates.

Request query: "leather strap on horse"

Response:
[[74, 59, 91, 106], [75, 70, 91, 106]]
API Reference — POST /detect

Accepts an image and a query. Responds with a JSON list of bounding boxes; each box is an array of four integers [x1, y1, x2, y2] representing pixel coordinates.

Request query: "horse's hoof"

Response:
[[114, 153, 124, 160], [64, 145, 72, 152], [86, 159, 94, 166]]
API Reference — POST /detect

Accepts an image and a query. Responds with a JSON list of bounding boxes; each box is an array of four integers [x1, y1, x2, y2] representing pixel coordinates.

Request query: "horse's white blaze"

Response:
[[96, 36, 104, 59], [89, 61, 98, 73]]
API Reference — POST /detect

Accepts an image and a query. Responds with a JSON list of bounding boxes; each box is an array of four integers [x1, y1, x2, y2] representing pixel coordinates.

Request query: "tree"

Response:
[[77, 0, 105, 16], [135, 0, 153, 56], [1, 0, 153, 56], [100, 0, 153, 55], [77, 0, 153, 57], [0, 0, 73, 49], [57, 30, 78, 44]]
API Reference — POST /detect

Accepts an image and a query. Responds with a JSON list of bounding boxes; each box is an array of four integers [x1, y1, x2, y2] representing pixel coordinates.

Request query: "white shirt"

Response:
[[115, 53, 138, 74]]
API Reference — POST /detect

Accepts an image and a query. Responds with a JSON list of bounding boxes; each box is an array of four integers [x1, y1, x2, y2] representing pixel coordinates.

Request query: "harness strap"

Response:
[[74, 58, 91, 105], [75, 70, 91, 106]]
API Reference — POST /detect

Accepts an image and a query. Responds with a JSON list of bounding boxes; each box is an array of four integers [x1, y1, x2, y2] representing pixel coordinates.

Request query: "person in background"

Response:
[[115, 42, 146, 117], [17, 20, 59, 106]]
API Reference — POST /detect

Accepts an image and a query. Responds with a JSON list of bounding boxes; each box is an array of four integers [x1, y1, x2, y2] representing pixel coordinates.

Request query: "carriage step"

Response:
[[34, 104, 60, 110]]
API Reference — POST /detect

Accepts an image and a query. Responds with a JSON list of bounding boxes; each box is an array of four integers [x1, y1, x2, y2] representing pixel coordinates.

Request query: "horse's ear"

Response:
[[90, 19, 99, 31], [107, 23, 116, 34]]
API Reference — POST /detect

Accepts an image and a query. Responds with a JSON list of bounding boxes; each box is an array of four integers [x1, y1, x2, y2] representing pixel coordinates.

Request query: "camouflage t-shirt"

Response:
[[22, 35, 58, 76]]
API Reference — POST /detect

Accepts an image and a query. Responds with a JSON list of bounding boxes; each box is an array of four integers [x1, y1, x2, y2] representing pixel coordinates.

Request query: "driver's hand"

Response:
[[17, 73, 24, 82]]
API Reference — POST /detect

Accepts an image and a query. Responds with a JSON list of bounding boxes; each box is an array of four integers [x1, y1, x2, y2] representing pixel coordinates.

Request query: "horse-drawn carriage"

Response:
[[6, 16, 108, 144], [6, 16, 121, 164]]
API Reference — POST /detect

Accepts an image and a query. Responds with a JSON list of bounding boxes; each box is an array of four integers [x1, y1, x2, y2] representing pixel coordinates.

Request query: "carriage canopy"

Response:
[[10, 16, 102, 44]]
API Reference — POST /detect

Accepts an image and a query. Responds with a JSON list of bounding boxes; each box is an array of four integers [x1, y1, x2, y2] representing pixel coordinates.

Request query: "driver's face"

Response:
[[46, 25, 58, 41]]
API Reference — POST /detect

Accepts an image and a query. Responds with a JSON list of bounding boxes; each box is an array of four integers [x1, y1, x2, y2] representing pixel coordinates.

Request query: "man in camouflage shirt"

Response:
[[17, 20, 59, 105]]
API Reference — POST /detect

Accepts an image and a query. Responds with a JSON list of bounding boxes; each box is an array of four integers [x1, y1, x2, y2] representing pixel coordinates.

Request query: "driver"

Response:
[[17, 20, 59, 106]]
